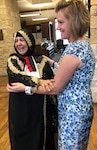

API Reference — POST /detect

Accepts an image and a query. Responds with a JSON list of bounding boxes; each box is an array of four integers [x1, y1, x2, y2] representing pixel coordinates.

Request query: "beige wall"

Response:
[[0, 0, 21, 75], [90, 0, 97, 43], [90, 0, 97, 102]]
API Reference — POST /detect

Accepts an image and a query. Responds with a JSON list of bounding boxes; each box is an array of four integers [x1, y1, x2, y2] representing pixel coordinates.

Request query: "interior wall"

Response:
[[0, 0, 21, 75], [90, 0, 97, 103]]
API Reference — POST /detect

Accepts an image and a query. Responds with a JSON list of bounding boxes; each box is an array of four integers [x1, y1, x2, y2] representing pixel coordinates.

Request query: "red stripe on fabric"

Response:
[[24, 56, 33, 72]]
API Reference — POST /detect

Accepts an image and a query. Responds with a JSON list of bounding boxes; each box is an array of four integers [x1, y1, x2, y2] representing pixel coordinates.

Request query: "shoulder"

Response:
[[8, 53, 18, 60], [65, 41, 89, 57], [9, 53, 17, 57], [8, 53, 23, 61], [7, 53, 24, 67]]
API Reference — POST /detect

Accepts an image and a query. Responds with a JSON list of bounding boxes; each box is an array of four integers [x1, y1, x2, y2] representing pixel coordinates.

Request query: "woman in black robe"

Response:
[[7, 29, 56, 150]]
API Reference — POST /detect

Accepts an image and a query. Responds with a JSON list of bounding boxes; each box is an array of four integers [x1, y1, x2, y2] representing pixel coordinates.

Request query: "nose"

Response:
[[56, 22, 60, 31], [57, 24, 61, 30], [16, 40, 22, 46]]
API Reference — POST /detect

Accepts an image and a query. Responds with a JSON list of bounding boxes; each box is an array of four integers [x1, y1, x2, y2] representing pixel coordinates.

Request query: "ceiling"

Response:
[[16, 0, 59, 25]]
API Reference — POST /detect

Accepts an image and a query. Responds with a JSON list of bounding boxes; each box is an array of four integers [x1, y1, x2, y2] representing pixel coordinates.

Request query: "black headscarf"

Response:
[[14, 29, 35, 56]]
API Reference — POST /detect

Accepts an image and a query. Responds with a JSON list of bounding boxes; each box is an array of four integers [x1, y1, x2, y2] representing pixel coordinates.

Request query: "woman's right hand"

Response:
[[7, 82, 26, 93], [42, 55, 54, 66]]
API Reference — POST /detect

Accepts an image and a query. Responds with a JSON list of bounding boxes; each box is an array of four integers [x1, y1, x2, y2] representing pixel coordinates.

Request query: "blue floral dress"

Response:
[[57, 41, 95, 150]]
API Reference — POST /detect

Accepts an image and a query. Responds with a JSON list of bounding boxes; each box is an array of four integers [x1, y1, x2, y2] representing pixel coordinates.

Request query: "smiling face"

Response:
[[56, 10, 73, 43], [14, 36, 28, 56]]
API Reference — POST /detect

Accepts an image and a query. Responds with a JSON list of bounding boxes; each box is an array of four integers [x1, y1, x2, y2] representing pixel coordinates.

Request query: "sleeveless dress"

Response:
[[57, 41, 95, 150]]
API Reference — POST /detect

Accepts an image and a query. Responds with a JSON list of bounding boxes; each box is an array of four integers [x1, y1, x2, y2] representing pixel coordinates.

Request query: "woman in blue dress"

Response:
[[7, 0, 95, 149]]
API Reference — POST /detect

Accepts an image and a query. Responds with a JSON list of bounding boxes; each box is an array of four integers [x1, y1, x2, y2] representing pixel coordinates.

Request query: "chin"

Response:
[[61, 35, 66, 39], [19, 53, 25, 55]]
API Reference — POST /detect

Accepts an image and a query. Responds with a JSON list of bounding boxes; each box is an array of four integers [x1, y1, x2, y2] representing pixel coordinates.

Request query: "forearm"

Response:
[[31, 85, 54, 95], [48, 59, 59, 68], [7, 82, 57, 95], [31, 80, 58, 95], [7, 78, 56, 95], [42, 55, 59, 68]]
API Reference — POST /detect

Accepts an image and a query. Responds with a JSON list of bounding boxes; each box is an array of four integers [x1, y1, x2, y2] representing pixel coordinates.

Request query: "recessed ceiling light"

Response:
[[32, 18, 48, 21], [20, 13, 40, 17]]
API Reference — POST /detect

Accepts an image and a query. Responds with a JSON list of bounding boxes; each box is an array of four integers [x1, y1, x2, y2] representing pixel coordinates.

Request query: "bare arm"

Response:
[[51, 55, 82, 94], [6, 79, 55, 94], [31, 54, 82, 95]]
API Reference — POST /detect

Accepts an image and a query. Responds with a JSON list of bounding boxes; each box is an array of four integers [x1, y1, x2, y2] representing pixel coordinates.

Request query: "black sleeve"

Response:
[[38, 57, 54, 80], [42, 61, 54, 79], [7, 54, 38, 87]]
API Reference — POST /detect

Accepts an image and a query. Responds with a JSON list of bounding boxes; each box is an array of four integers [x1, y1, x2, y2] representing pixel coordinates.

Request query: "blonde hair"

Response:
[[55, 0, 90, 40]]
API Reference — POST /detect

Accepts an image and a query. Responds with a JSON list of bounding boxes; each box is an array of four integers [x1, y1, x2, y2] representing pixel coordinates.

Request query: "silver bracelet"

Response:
[[25, 86, 33, 95]]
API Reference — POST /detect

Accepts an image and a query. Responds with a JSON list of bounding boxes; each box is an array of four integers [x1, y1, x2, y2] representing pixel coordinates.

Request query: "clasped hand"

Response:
[[39, 79, 55, 91], [7, 82, 26, 93], [6, 79, 55, 93]]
